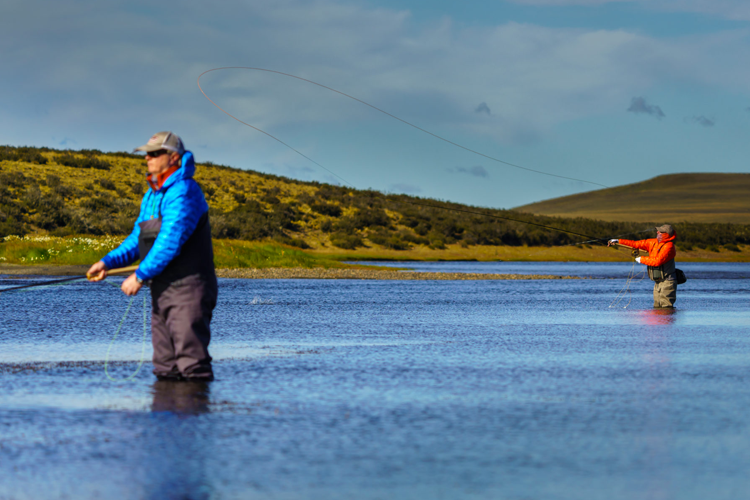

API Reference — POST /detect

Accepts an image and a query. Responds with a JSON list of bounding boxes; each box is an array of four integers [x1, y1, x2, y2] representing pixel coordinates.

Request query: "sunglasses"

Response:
[[146, 149, 169, 158]]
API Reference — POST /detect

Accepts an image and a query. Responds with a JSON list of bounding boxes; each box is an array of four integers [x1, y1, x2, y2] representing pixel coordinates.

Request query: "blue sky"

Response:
[[2, 0, 750, 209]]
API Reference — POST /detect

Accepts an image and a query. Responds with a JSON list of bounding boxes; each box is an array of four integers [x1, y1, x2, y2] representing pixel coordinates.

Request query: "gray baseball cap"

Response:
[[656, 224, 674, 236], [134, 131, 185, 155]]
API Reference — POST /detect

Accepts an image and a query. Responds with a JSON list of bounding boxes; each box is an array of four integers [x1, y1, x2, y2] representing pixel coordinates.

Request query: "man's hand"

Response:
[[635, 256, 642, 264], [87, 260, 108, 282], [121, 273, 143, 296], [608, 239, 618, 247]]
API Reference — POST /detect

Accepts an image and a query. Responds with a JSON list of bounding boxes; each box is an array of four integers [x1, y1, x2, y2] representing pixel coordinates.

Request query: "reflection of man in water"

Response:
[[637, 308, 676, 326], [609, 224, 678, 308], [152, 380, 211, 415], [87, 131, 218, 381], [148, 381, 211, 498]]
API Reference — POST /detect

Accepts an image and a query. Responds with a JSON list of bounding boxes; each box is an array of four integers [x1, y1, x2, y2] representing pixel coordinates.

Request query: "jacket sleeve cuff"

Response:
[[101, 255, 115, 270], [135, 269, 149, 282]]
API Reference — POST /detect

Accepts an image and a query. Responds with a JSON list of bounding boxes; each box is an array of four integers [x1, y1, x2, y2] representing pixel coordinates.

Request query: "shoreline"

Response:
[[0, 264, 572, 280], [215, 268, 575, 280]]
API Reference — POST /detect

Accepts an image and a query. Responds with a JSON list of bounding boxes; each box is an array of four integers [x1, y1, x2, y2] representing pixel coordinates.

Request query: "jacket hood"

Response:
[[659, 231, 676, 244], [160, 151, 195, 191]]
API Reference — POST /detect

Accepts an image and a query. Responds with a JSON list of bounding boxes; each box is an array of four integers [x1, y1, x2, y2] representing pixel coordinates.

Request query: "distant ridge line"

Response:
[[516, 173, 750, 224]]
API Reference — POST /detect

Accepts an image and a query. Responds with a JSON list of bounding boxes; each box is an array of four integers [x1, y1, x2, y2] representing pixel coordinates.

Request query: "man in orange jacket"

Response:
[[608, 224, 678, 308]]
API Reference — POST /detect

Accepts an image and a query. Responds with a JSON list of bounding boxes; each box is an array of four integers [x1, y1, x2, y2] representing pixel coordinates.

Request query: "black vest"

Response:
[[138, 210, 216, 289]]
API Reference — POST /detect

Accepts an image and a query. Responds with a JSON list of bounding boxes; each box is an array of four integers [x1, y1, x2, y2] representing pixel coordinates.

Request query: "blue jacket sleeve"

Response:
[[101, 192, 152, 270], [134, 180, 208, 281]]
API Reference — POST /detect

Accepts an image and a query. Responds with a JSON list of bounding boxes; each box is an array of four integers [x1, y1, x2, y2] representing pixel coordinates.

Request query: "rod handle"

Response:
[[108, 264, 139, 275], [86, 264, 139, 281]]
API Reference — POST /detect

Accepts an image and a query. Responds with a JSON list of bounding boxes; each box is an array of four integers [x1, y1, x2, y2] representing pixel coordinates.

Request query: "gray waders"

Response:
[[648, 258, 677, 308], [139, 210, 217, 380]]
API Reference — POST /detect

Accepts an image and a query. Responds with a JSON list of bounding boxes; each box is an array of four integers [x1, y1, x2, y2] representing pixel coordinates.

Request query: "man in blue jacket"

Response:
[[88, 131, 218, 381]]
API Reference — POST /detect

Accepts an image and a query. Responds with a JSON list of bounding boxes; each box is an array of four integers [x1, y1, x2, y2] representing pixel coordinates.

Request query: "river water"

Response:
[[1, 262, 749, 499]]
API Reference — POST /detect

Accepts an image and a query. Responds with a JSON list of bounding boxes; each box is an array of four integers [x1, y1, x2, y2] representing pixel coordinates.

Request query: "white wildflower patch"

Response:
[[0, 234, 125, 263]]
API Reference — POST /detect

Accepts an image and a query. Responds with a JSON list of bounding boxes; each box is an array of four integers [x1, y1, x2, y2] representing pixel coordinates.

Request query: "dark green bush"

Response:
[[0, 215, 26, 238], [368, 230, 410, 250], [330, 233, 364, 249], [46, 174, 61, 187], [55, 153, 111, 171], [354, 207, 390, 228], [80, 196, 118, 212], [201, 184, 215, 199], [0, 172, 30, 189], [310, 202, 342, 217], [97, 178, 116, 190], [0, 146, 48, 165], [274, 235, 310, 249], [261, 194, 280, 205]]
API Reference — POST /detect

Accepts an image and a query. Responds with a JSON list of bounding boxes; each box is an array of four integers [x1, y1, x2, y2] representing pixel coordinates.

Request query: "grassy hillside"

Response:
[[516, 173, 750, 224], [2, 146, 750, 261]]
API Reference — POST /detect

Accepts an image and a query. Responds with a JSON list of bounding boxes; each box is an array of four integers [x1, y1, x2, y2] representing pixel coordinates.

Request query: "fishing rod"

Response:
[[0, 265, 139, 294], [561, 229, 654, 248]]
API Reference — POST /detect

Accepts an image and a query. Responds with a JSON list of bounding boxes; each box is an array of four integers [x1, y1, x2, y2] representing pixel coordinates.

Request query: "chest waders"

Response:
[[137, 187, 218, 381]]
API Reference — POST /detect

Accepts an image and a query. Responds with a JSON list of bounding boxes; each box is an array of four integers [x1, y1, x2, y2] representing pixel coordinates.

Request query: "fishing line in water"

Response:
[[608, 260, 646, 309], [100, 280, 148, 382], [0, 276, 147, 381]]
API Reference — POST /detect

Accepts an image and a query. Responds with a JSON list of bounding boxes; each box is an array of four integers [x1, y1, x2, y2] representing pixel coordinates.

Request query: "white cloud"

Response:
[[2, 0, 750, 152]]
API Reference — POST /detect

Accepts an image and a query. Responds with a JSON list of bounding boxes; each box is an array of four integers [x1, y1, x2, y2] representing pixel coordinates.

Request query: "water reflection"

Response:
[[151, 380, 211, 415], [636, 308, 677, 326], [146, 381, 212, 498]]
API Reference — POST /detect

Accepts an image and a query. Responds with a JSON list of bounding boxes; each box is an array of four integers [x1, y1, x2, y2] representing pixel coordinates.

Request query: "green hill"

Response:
[[516, 173, 750, 224], [1, 146, 750, 254]]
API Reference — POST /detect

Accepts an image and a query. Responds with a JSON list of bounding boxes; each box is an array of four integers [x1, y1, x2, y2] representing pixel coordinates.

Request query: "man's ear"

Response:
[[170, 152, 181, 167]]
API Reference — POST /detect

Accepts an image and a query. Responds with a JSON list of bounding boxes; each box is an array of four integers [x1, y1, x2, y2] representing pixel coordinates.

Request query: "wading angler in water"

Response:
[[609, 224, 680, 308], [87, 131, 218, 380]]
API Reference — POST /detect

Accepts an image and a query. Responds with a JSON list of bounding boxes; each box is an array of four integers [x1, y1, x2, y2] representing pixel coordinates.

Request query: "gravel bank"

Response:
[[216, 267, 575, 280], [0, 264, 574, 280]]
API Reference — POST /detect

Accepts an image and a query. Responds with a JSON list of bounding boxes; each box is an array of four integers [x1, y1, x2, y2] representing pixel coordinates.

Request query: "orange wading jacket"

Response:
[[619, 232, 677, 268]]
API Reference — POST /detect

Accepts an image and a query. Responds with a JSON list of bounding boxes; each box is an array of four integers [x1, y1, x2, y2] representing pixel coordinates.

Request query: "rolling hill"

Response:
[[516, 173, 750, 224], [1, 146, 749, 255]]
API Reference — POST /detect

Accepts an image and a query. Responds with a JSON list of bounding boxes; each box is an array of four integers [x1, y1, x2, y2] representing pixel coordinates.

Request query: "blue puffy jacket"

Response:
[[102, 151, 209, 282]]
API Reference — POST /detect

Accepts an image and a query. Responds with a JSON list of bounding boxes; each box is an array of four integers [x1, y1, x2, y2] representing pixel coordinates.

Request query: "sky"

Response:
[[2, 0, 750, 209]]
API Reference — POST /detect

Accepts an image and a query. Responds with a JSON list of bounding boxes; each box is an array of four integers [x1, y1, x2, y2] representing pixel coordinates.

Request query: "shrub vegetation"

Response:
[[1, 145, 750, 254]]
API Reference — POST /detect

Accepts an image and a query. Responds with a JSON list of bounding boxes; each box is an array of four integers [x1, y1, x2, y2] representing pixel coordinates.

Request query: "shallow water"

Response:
[[1, 262, 750, 499]]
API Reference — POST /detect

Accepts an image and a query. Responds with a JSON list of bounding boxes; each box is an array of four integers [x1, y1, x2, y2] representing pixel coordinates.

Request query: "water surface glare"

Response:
[[1, 262, 749, 499]]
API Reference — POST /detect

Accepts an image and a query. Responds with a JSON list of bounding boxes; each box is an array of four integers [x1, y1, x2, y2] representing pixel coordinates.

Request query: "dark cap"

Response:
[[656, 224, 674, 236]]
